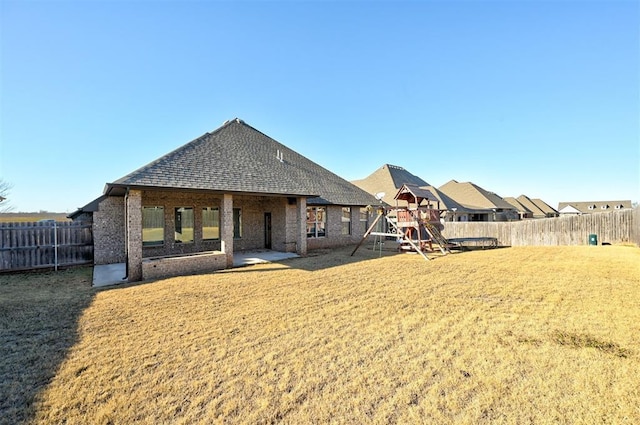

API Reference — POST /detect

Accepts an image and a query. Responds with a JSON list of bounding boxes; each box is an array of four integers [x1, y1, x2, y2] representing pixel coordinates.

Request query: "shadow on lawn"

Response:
[[0, 266, 95, 425]]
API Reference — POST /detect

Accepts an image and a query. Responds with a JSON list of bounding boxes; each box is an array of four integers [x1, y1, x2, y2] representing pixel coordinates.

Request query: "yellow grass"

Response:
[[2, 246, 639, 424], [0, 212, 70, 223]]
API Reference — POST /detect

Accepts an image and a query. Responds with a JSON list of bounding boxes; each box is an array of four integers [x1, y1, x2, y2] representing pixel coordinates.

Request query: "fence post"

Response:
[[54, 221, 58, 271]]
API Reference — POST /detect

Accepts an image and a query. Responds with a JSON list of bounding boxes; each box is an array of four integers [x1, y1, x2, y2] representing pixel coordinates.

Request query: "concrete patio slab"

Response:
[[233, 250, 299, 267], [93, 263, 126, 287], [92, 250, 299, 287]]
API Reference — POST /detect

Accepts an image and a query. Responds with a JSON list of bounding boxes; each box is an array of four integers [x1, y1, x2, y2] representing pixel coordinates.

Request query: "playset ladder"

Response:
[[423, 221, 451, 255]]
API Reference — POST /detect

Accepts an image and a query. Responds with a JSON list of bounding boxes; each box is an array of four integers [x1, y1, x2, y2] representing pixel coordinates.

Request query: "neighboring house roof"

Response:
[[419, 185, 469, 212], [558, 205, 582, 214], [530, 198, 559, 216], [351, 164, 429, 206], [515, 195, 557, 218], [503, 197, 533, 216], [68, 195, 108, 220], [438, 180, 516, 211], [558, 200, 632, 214], [105, 118, 378, 206], [514, 195, 544, 217]]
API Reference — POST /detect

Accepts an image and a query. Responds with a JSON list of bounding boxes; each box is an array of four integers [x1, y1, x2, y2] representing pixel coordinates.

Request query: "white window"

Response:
[[360, 207, 369, 232], [142, 206, 164, 246], [306, 207, 326, 238], [175, 207, 194, 243], [342, 207, 351, 235], [203, 207, 219, 240]]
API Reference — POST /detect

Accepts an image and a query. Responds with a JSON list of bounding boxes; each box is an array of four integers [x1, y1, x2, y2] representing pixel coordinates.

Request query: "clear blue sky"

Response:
[[1, 0, 638, 213]]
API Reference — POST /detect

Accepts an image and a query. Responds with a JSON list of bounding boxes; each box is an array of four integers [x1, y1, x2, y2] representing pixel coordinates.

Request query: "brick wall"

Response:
[[126, 190, 143, 281], [141, 190, 224, 258], [142, 251, 227, 280], [232, 195, 288, 252], [93, 196, 126, 265], [285, 201, 299, 253], [307, 205, 367, 250], [139, 191, 291, 256]]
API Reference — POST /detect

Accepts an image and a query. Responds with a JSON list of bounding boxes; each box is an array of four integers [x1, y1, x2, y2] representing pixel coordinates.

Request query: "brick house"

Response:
[[351, 164, 508, 222], [558, 200, 633, 215], [70, 119, 378, 281], [437, 180, 519, 222]]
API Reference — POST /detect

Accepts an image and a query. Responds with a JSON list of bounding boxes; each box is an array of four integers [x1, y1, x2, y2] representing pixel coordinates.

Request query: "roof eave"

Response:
[[104, 182, 319, 199]]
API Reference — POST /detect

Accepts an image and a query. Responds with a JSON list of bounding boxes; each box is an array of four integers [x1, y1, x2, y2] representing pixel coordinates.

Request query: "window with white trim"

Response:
[[175, 207, 194, 243], [143, 206, 164, 246], [203, 207, 220, 240], [341, 207, 351, 235], [360, 207, 369, 232], [306, 207, 326, 238]]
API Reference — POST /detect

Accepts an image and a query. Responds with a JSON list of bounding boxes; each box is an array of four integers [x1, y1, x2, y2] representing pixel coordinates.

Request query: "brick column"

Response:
[[126, 190, 143, 282], [220, 193, 234, 267], [296, 197, 307, 256]]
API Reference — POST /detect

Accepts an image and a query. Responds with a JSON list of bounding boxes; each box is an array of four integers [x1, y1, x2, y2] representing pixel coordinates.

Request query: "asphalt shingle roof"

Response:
[[558, 200, 632, 214], [438, 180, 516, 210], [516, 195, 556, 218], [531, 198, 558, 216], [107, 119, 378, 206], [503, 197, 533, 215], [351, 164, 429, 206]]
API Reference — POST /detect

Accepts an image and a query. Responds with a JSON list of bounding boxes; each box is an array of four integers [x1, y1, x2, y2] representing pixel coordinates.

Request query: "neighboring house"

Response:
[[558, 200, 633, 215], [503, 197, 534, 219], [438, 180, 519, 222], [504, 195, 559, 219], [528, 197, 559, 218], [351, 164, 429, 206], [351, 164, 473, 221], [68, 195, 106, 223], [70, 118, 379, 282], [557, 204, 582, 215]]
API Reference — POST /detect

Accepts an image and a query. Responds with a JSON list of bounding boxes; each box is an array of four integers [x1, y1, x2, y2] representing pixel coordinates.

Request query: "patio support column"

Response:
[[296, 196, 307, 256], [126, 189, 143, 282], [221, 193, 234, 267]]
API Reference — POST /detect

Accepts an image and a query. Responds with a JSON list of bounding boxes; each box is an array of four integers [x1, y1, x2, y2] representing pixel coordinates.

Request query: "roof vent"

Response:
[[235, 118, 244, 124], [276, 149, 284, 163]]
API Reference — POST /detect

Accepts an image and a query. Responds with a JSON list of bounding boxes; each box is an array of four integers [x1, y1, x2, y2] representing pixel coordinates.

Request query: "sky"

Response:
[[1, 0, 638, 213]]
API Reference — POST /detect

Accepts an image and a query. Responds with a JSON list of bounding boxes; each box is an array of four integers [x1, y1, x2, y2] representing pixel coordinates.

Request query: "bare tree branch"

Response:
[[0, 179, 15, 213]]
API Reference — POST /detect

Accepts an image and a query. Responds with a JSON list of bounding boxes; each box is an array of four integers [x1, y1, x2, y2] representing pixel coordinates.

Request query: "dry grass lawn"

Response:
[[1, 245, 639, 424]]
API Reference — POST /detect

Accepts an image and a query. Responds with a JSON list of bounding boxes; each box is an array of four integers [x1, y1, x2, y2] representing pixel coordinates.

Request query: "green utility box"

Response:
[[589, 234, 598, 246]]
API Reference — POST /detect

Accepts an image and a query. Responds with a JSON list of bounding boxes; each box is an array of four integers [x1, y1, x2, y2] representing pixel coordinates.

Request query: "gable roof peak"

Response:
[[384, 164, 406, 170], [222, 117, 245, 126]]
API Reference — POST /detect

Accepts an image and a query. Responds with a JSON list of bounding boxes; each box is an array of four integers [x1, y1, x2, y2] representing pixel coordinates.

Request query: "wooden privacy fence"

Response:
[[442, 208, 638, 247], [0, 221, 93, 272]]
